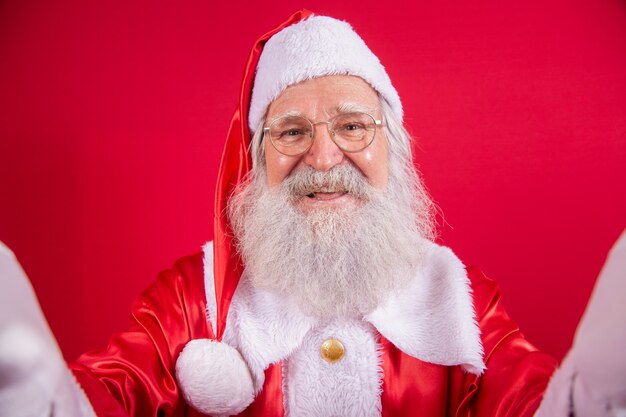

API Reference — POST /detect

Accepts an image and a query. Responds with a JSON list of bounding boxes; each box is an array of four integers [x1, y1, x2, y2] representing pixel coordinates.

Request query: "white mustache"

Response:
[[283, 165, 372, 200]]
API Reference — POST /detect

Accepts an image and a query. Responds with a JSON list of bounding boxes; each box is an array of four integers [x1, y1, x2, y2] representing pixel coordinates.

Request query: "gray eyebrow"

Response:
[[269, 103, 377, 123], [282, 110, 305, 117], [268, 110, 306, 121], [335, 103, 377, 114]]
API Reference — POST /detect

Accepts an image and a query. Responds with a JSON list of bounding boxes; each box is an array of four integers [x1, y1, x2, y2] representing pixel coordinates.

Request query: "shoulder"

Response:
[[465, 266, 507, 322], [459, 262, 556, 372], [131, 250, 211, 337], [426, 243, 511, 326], [417, 241, 549, 363], [368, 240, 486, 373], [430, 250, 522, 356], [138, 251, 205, 301]]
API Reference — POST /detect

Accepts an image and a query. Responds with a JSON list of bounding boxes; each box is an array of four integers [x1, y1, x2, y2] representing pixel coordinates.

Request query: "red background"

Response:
[[1, 0, 625, 363]]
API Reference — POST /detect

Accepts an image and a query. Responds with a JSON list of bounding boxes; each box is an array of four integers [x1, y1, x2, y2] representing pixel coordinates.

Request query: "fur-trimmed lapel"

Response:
[[202, 240, 485, 390], [365, 241, 484, 374]]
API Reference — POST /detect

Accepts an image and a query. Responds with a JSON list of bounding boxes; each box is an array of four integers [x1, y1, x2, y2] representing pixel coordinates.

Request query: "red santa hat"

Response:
[[248, 15, 403, 133], [177, 10, 403, 415]]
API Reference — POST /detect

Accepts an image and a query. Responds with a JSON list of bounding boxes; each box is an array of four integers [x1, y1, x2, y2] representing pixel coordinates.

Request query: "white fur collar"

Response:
[[202, 240, 485, 391], [365, 242, 484, 374]]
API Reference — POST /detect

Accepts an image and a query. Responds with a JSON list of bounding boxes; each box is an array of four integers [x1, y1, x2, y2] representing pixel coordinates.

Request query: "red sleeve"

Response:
[[453, 267, 558, 417], [70, 253, 213, 417]]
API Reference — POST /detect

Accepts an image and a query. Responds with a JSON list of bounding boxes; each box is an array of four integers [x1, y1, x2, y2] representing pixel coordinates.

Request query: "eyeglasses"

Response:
[[263, 112, 382, 156]]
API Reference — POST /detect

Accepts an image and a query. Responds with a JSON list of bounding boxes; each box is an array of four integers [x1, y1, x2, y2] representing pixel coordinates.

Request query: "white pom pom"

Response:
[[175, 339, 254, 416]]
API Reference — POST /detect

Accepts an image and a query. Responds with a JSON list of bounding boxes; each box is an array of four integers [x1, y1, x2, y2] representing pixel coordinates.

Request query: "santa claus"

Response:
[[1, 9, 625, 417]]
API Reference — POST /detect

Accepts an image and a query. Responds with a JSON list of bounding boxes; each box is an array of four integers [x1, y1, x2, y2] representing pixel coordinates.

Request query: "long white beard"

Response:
[[229, 164, 429, 319]]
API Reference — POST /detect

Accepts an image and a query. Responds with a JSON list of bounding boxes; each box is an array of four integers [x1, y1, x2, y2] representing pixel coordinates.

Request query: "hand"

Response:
[[569, 229, 626, 416], [0, 242, 93, 417], [536, 229, 626, 417]]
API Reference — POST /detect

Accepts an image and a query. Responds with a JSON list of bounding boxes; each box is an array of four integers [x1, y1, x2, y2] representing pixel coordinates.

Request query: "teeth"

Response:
[[317, 189, 345, 193], [305, 190, 348, 198]]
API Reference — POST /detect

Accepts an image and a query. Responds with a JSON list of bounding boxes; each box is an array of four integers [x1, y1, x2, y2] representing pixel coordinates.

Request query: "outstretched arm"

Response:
[[536, 229, 626, 417], [0, 241, 95, 417]]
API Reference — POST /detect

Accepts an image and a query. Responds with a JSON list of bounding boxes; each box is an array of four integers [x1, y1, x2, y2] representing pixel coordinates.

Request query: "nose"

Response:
[[302, 122, 345, 171]]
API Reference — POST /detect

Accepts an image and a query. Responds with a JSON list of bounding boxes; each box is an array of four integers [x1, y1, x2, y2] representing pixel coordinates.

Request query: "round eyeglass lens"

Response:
[[268, 115, 313, 156], [331, 112, 377, 153]]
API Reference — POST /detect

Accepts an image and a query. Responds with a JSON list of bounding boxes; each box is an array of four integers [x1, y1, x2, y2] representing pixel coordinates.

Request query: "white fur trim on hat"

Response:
[[248, 15, 403, 132], [175, 339, 254, 416]]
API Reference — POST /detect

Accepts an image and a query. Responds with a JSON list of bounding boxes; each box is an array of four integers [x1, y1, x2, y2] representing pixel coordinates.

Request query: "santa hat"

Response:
[[176, 10, 402, 415], [248, 15, 403, 133]]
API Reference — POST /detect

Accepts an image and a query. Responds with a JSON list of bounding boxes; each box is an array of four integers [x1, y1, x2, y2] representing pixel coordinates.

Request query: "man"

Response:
[[72, 12, 554, 416], [1, 10, 625, 417]]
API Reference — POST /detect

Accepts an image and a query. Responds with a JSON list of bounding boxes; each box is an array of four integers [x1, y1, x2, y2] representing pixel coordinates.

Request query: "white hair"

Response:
[[248, 97, 436, 241], [229, 97, 436, 318]]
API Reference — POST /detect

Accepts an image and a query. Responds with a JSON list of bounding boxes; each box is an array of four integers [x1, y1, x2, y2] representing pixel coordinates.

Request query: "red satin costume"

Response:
[[71, 10, 557, 416], [71, 254, 556, 416]]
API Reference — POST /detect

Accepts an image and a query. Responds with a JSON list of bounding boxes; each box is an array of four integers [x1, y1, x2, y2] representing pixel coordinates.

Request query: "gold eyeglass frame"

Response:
[[263, 112, 383, 157]]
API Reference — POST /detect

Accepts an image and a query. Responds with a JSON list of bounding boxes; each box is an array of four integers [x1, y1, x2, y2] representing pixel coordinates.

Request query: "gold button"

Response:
[[320, 338, 345, 363]]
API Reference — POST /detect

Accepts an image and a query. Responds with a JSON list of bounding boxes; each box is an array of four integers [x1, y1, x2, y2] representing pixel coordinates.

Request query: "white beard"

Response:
[[228, 164, 430, 319]]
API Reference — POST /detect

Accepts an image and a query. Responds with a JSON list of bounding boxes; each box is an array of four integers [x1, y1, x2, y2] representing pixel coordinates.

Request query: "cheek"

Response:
[[350, 143, 389, 189], [264, 142, 301, 186]]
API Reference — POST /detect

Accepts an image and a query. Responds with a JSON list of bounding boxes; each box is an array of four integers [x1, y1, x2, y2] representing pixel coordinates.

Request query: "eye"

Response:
[[277, 128, 309, 143], [335, 121, 367, 139], [342, 122, 365, 131], [274, 127, 311, 147], [269, 115, 312, 143], [332, 112, 374, 138], [282, 129, 306, 137]]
